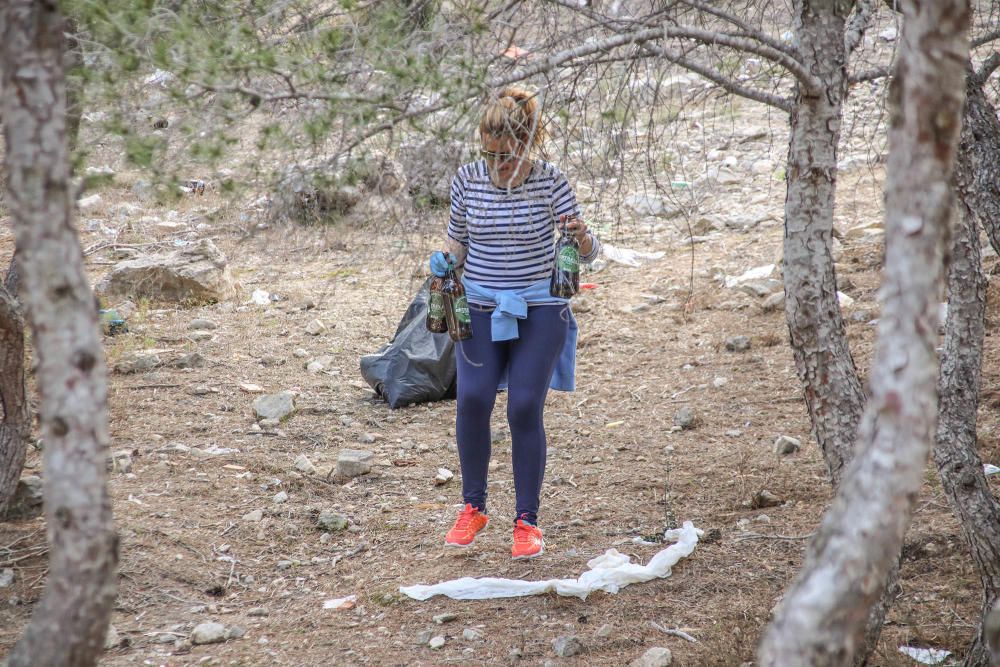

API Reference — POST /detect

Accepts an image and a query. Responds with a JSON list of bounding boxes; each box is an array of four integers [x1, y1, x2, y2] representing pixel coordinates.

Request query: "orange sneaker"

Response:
[[511, 519, 544, 560], [445, 504, 489, 547]]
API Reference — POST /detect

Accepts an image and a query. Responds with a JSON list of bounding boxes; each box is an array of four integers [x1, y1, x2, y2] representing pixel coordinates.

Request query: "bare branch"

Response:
[[850, 67, 891, 84], [972, 30, 1000, 48], [844, 0, 879, 55], [638, 42, 794, 113], [489, 23, 817, 95], [676, 0, 797, 57], [973, 52, 1000, 86]]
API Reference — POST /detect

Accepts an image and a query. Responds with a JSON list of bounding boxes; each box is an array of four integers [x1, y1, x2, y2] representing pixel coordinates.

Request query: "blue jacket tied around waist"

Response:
[[462, 277, 578, 392]]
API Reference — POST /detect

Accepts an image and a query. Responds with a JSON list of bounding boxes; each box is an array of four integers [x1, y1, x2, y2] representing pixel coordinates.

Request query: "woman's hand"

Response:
[[561, 214, 590, 245]]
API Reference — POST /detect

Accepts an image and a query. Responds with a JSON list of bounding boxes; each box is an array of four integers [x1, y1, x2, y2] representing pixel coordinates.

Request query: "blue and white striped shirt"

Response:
[[447, 160, 599, 302]]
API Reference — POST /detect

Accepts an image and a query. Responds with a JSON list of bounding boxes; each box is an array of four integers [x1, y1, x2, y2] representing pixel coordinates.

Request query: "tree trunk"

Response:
[[0, 284, 28, 517], [956, 67, 1000, 259], [782, 0, 865, 488], [759, 0, 971, 663], [1, 2, 118, 666], [931, 69, 1000, 667]]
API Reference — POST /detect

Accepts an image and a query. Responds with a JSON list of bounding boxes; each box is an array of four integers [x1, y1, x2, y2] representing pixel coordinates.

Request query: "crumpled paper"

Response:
[[897, 646, 951, 664], [399, 521, 701, 601]]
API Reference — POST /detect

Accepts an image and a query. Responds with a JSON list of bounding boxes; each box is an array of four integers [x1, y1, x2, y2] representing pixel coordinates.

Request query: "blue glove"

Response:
[[430, 251, 456, 278]]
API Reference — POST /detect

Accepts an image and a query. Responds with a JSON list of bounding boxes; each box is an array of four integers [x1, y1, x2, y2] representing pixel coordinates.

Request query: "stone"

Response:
[[773, 435, 801, 456], [736, 279, 782, 299], [242, 509, 263, 522], [433, 613, 458, 624], [191, 621, 228, 645], [3, 475, 43, 521], [114, 352, 161, 374], [306, 356, 334, 373], [595, 623, 614, 638], [553, 636, 583, 658], [294, 454, 316, 474], [752, 489, 783, 509], [276, 560, 293, 570], [673, 407, 696, 430], [463, 628, 482, 641], [111, 450, 133, 473], [761, 291, 785, 312], [253, 391, 295, 421], [77, 194, 103, 211], [96, 239, 236, 304], [0, 569, 14, 588], [273, 491, 289, 504], [358, 432, 376, 444], [104, 624, 121, 650], [429, 635, 446, 649], [293, 349, 309, 359], [227, 625, 246, 639], [725, 335, 751, 352], [172, 352, 205, 369], [416, 630, 433, 645], [434, 468, 454, 486], [336, 449, 374, 478], [317, 510, 348, 532], [751, 159, 775, 175], [630, 647, 673, 667], [624, 193, 666, 217], [188, 318, 218, 330], [304, 319, 327, 336]]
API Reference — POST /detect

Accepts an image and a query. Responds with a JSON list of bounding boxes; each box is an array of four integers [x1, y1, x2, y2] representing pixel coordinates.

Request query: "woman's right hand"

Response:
[[429, 251, 456, 277]]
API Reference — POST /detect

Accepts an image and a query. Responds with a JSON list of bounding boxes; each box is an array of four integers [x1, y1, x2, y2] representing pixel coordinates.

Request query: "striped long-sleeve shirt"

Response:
[[447, 159, 600, 302]]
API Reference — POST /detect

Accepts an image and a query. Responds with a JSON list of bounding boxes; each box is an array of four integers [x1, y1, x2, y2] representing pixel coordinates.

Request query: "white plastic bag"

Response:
[[602, 244, 666, 268], [400, 521, 700, 601]]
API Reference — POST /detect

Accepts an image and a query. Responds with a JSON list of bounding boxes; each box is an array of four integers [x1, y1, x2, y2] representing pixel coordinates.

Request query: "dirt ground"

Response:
[[1, 101, 996, 666]]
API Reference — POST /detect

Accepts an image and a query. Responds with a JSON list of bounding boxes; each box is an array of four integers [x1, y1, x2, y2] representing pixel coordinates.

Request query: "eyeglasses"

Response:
[[480, 149, 520, 163]]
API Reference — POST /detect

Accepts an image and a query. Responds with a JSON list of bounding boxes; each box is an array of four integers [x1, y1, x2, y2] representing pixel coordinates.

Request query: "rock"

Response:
[[171, 352, 205, 369], [277, 560, 293, 570], [434, 468, 454, 486], [724, 264, 775, 289], [96, 239, 236, 304], [3, 475, 43, 521], [673, 407, 696, 430], [751, 159, 775, 175], [188, 318, 218, 330], [752, 489, 784, 509], [433, 613, 458, 624], [358, 432, 376, 444], [189, 330, 214, 342], [773, 435, 801, 456], [113, 352, 161, 374], [0, 569, 14, 587], [306, 356, 334, 373], [317, 511, 348, 532], [294, 454, 316, 474], [293, 349, 309, 359], [624, 193, 666, 217], [553, 636, 583, 658], [253, 391, 295, 421], [259, 418, 280, 429], [242, 509, 264, 522], [104, 624, 121, 650], [416, 630, 433, 645], [463, 628, 482, 641], [111, 450, 133, 473], [336, 449, 374, 478], [227, 625, 246, 639], [248, 607, 269, 617], [595, 623, 614, 638], [191, 621, 228, 645], [429, 635, 446, 649], [761, 291, 785, 312], [273, 491, 289, 504], [304, 319, 327, 336], [77, 193, 103, 211], [725, 335, 751, 352], [736, 279, 782, 298], [630, 647, 673, 667]]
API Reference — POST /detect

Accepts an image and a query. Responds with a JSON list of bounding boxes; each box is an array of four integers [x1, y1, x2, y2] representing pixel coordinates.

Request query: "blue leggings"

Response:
[[456, 304, 568, 525]]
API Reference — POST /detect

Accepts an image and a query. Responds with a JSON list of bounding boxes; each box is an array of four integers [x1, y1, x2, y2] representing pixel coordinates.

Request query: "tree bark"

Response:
[[1, 2, 118, 666], [782, 0, 866, 489], [0, 284, 28, 517], [931, 69, 1000, 667], [956, 62, 1000, 259], [759, 0, 971, 663]]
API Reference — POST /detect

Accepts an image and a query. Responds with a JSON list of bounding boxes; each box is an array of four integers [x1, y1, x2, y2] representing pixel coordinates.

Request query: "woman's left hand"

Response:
[[561, 214, 589, 244]]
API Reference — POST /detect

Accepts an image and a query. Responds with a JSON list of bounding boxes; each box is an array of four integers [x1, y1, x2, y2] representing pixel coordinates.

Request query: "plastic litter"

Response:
[[984, 464, 1000, 476], [897, 646, 951, 665], [602, 244, 666, 268], [400, 521, 700, 601], [323, 595, 357, 610], [250, 289, 270, 306]]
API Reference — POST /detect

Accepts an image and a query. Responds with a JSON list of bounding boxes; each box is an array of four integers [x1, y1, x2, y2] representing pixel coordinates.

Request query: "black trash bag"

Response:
[[360, 277, 457, 408]]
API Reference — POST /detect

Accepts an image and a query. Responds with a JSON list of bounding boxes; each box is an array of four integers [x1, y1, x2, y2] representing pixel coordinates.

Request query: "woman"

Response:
[[429, 86, 600, 559]]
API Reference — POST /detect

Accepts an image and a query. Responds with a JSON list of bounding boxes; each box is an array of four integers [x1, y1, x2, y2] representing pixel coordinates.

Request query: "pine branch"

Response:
[[675, 0, 796, 58], [850, 67, 891, 84], [844, 0, 879, 55], [973, 52, 1000, 86]]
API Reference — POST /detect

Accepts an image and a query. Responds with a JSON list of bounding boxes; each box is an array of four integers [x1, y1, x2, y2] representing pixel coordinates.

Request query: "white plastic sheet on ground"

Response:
[[602, 244, 666, 268], [897, 646, 951, 664], [399, 521, 701, 601]]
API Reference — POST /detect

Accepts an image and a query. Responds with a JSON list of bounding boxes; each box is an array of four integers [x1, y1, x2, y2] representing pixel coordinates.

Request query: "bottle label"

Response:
[[557, 245, 579, 272], [428, 293, 445, 319], [453, 296, 471, 324]]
